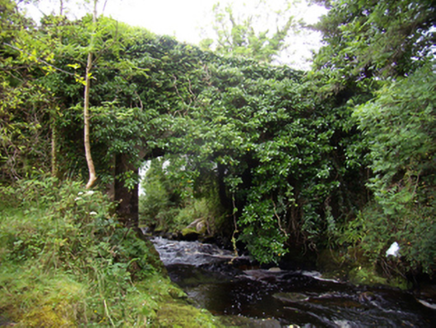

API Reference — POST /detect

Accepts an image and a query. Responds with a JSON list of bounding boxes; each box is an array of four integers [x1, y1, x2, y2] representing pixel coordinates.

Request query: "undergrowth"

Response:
[[0, 177, 223, 327]]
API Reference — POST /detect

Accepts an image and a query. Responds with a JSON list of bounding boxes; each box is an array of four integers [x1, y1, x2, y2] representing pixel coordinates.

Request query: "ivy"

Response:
[[3, 0, 435, 274]]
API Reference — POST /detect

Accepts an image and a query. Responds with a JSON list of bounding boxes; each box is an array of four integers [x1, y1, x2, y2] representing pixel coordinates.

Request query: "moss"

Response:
[[181, 217, 208, 237], [20, 304, 76, 328], [348, 265, 412, 289], [153, 301, 221, 328], [181, 227, 200, 236], [348, 265, 388, 286]]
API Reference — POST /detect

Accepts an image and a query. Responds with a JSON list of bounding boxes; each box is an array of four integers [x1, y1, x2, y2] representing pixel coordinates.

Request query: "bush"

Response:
[[0, 177, 173, 326], [353, 63, 436, 275]]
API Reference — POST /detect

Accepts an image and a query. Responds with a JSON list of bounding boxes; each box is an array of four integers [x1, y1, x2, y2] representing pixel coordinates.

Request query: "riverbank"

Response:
[[0, 179, 227, 327], [2, 178, 435, 327]]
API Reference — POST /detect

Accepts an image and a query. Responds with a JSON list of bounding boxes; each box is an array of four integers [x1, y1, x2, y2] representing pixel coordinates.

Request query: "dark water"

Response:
[[151, 237, 436, 327]]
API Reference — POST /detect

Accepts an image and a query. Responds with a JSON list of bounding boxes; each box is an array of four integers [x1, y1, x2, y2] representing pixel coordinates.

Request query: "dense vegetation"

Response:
[[0, 178, 226, 326], [1, 0, 435, 324]]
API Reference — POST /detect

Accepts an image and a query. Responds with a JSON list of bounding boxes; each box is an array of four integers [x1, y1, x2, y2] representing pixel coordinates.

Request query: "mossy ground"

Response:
[[154, 302, 220, 328]]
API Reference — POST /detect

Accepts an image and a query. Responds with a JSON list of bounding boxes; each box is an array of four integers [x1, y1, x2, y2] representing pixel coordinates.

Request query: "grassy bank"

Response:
[[0, 177, 223, 327]]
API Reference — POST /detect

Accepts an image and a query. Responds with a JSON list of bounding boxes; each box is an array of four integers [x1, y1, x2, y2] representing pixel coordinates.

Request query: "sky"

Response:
[[104, 0, 225, 45], [21, 0, 328, 69], [103, 0, 327, 44]]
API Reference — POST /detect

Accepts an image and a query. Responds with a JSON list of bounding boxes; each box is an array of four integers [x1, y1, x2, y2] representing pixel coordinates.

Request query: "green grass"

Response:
[[0, 177, 225, 327]]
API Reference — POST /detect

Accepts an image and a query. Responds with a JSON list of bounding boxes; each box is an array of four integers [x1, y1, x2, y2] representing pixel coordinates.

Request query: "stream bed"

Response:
[[151, 237, 436, 327]]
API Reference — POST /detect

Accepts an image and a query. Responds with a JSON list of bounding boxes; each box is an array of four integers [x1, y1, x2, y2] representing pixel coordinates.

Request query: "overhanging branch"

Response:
[[3, 42, 75, 76]]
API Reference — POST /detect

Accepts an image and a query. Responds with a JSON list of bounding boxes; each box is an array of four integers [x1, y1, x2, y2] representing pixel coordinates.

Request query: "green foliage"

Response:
[[200, 0, 298, 62], [309, 0, 436, 278], [313, 0, 436, 92], [354, 63, 436, 274], [153, 56, 367, 263], [139, 158, 183, 231], [0, 79, 54, 179], [139, 157, 226, 236], [3, 0, 435, 278], [239, 223, 289, 264], [0, 177, 177, 326], [0, 0, 55, 179], [335, 212, 367, 248]]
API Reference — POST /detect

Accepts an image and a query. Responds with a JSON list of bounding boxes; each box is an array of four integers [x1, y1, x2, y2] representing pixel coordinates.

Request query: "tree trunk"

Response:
[[84, 0, 98, 189], [217, 163, 232, 209], [114, 153, 139, 228]]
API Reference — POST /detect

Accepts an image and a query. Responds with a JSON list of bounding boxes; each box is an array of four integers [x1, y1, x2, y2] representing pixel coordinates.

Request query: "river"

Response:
[[151, 237, 436, 327]]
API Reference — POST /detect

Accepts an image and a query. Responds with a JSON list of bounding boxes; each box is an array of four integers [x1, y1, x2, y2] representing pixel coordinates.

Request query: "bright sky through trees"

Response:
[[22, 0, 328, 69]]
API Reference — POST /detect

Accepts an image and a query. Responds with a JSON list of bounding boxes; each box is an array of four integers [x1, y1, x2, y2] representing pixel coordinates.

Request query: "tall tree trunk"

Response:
[[84, 0, 98, 189]]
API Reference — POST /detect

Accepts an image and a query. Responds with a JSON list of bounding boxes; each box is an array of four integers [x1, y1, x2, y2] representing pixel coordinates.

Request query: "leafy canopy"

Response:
[[200, 0, 300, 63]]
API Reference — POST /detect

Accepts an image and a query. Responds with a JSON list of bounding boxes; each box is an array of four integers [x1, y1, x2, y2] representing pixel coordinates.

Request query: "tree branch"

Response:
[[3, 42, 75, 76]]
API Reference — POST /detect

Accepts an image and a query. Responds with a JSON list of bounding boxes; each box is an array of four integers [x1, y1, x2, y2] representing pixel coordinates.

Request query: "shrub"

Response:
[[0, 177, 170, 326], [353, 63, 436, 275]]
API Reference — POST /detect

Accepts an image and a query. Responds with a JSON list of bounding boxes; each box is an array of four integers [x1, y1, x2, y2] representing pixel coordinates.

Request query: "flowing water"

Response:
[[151, 237, 436, 327]]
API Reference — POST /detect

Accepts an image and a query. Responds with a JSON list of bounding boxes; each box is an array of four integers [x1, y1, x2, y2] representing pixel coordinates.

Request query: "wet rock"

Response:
[[180, 230, 200, 241], [218, 315, 283, 328], [183, 218, 207, 234], [268, 267, 281, 272], [417, 299, 436, 310], [273, 292, 310, 303], [300, 270, 339, 283], [414, 283, 436, 307], [242, 269, 285, 283], [358, 291, 376, 303]]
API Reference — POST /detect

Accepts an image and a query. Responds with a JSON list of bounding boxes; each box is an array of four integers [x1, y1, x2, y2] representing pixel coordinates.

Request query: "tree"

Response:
[[313, 0, 436, 91], [23, 0, 112, 189], [354, 62, 436, 274], [9, 0, 154, 225], [200, 0, 299, 63], [83, 0, 98, 189], [312, 0, 436, 275], [0, 0, 57, 179]]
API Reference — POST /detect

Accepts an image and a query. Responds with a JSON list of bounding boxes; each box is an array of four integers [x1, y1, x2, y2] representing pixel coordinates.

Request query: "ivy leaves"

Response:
[[156, 57, 359, 263]]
